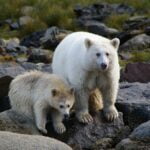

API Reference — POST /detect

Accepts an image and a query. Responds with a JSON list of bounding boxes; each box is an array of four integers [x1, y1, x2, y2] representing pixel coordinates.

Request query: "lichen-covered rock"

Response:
[[0, 131, 72, 150]]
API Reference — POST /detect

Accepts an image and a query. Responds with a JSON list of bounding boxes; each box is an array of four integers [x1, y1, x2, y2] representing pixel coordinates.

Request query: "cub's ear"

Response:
[[51, 89, 59, 97], [85, 38, 93, 49], [111, 38, 120, 49], [70, 88, 74, 95]]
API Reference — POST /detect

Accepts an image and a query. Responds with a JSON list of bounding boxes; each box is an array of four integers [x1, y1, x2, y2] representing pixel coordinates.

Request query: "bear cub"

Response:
[[9, 71, 75, 134]]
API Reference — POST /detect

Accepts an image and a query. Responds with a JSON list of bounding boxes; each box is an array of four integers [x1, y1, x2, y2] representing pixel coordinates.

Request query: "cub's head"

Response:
[[83, 37, 120, 71], [50, 88, 75, 119]]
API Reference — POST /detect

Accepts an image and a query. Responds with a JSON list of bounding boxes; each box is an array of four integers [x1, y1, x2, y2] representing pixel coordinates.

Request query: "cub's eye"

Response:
[[60, 105, 64, 109], [106, 52, 109, 56], [67, 104, 70, 108], [96, 53, 101, 57]]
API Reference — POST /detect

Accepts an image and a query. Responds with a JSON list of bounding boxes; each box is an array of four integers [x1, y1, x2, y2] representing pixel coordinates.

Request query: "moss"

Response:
[[0, 0, 149, 38], [105, 14, 130, 30]]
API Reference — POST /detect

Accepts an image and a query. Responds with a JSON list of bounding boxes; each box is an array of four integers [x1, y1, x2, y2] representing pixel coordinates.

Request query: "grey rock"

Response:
[[116, 121, 150, 150], [0, 131, 72, 150], [47, 112, 125, 149], [0, 109, 40, 135], [74, 3, 134, 24], [19, 16, 34, 26], [130, 120, 150, 142], [123, 16, 150, 31], [116, 138, 150, 150], [0, 63, 25, 103], [20, 26, 70, 49], [27, 48, 53, 63], [116, 82, 150, 129], [10, 22, 20, 30], [120, 62, 150, 83], [120, 34, 150, 51], [21, 6, 34, 16], [83, 20, 119, 37]]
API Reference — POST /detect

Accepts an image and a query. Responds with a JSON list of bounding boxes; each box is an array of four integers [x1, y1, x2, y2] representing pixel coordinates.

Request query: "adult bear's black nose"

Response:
[[101, 63, 107, 70], [64, 114, 69, 119]]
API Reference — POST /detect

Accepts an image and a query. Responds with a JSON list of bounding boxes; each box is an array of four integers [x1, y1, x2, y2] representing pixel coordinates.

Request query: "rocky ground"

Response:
[[0, 1, 150, 150]]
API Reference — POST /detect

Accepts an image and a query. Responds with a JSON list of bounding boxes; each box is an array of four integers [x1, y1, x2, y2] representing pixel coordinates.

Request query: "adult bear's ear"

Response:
[[111, 38, 120, 50], [85, 38, 93, 49], [51, 89, 59, 97]]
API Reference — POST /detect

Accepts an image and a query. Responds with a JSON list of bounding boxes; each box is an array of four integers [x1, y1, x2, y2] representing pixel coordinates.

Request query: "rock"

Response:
[[81, 20, 119, 37], [10, 22, 20, 30], [0, 63, 25, 99], [21, 6, 34, 16], [129, 120, 150, 142], [116, 82, 150, 129], [92, 138, 114, 150], [47, 112, 126, 149], [120, 34, 150, 51], [74, 3, 134, 24], [19, 16, 34, 26], [27, 48, 53, 63], [0, 62, 52, 107], [0, 131, 72, 150], [40, 26, 71, 49], [116, 120, 150, 150], [120, 62, 150, 83], [20, 26, 70, 49], [0, 109, 40, 134], [123, 16, 150, 31], [20, 30, 45, 47], [116, 138, 150, 150]]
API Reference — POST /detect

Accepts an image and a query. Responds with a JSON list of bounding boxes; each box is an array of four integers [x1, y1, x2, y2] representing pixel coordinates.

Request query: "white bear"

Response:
[[52, 32, 120, 123], [9, 71, 75, 134]]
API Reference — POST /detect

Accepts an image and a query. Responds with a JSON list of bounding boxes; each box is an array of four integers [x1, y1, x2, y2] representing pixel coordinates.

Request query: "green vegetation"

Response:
[[0, 0, 150, 38], [120, 50, 150, 67]]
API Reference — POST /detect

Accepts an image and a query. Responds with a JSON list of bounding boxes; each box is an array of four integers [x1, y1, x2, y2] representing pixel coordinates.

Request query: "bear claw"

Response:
[[103, 106, 119, 121], [54, 123, 66, 134], [77, 113, 93, 123]]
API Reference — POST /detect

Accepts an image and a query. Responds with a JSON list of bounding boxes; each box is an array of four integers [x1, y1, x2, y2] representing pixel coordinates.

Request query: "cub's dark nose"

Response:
[[101, 63, 107, 70], [64, 114, 69, 119]]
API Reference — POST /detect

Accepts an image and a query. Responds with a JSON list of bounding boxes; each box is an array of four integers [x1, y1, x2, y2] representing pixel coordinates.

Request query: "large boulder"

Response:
[[46, 112, 128, 150], [120, 62, 150, 83], [116, 82, 150, 129], [116, 120, 150, 150], [0, 131, 72, 150]]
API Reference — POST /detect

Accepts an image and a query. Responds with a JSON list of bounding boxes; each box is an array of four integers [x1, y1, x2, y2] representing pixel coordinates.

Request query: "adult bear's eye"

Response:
[[96, 53, 101, 57], [106, 52, 109, 56], [60, 105, 64, 109]]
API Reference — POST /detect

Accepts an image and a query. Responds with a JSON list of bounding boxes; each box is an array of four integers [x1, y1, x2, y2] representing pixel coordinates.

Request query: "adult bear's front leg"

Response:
[[75, 89, 93, 123], [101, 81, 119, 121]]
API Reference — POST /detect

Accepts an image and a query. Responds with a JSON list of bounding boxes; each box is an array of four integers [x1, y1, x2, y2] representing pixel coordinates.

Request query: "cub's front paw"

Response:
[[77, 112, 93, 123], [54, 123, 66, 134], [37, 125, 47, 134], [103, 106, 118, 121]]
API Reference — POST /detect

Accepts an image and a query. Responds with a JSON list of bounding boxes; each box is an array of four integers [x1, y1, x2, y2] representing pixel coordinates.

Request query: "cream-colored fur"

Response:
[[9, 71, 75, 134], [52, 32, 120, 123]]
